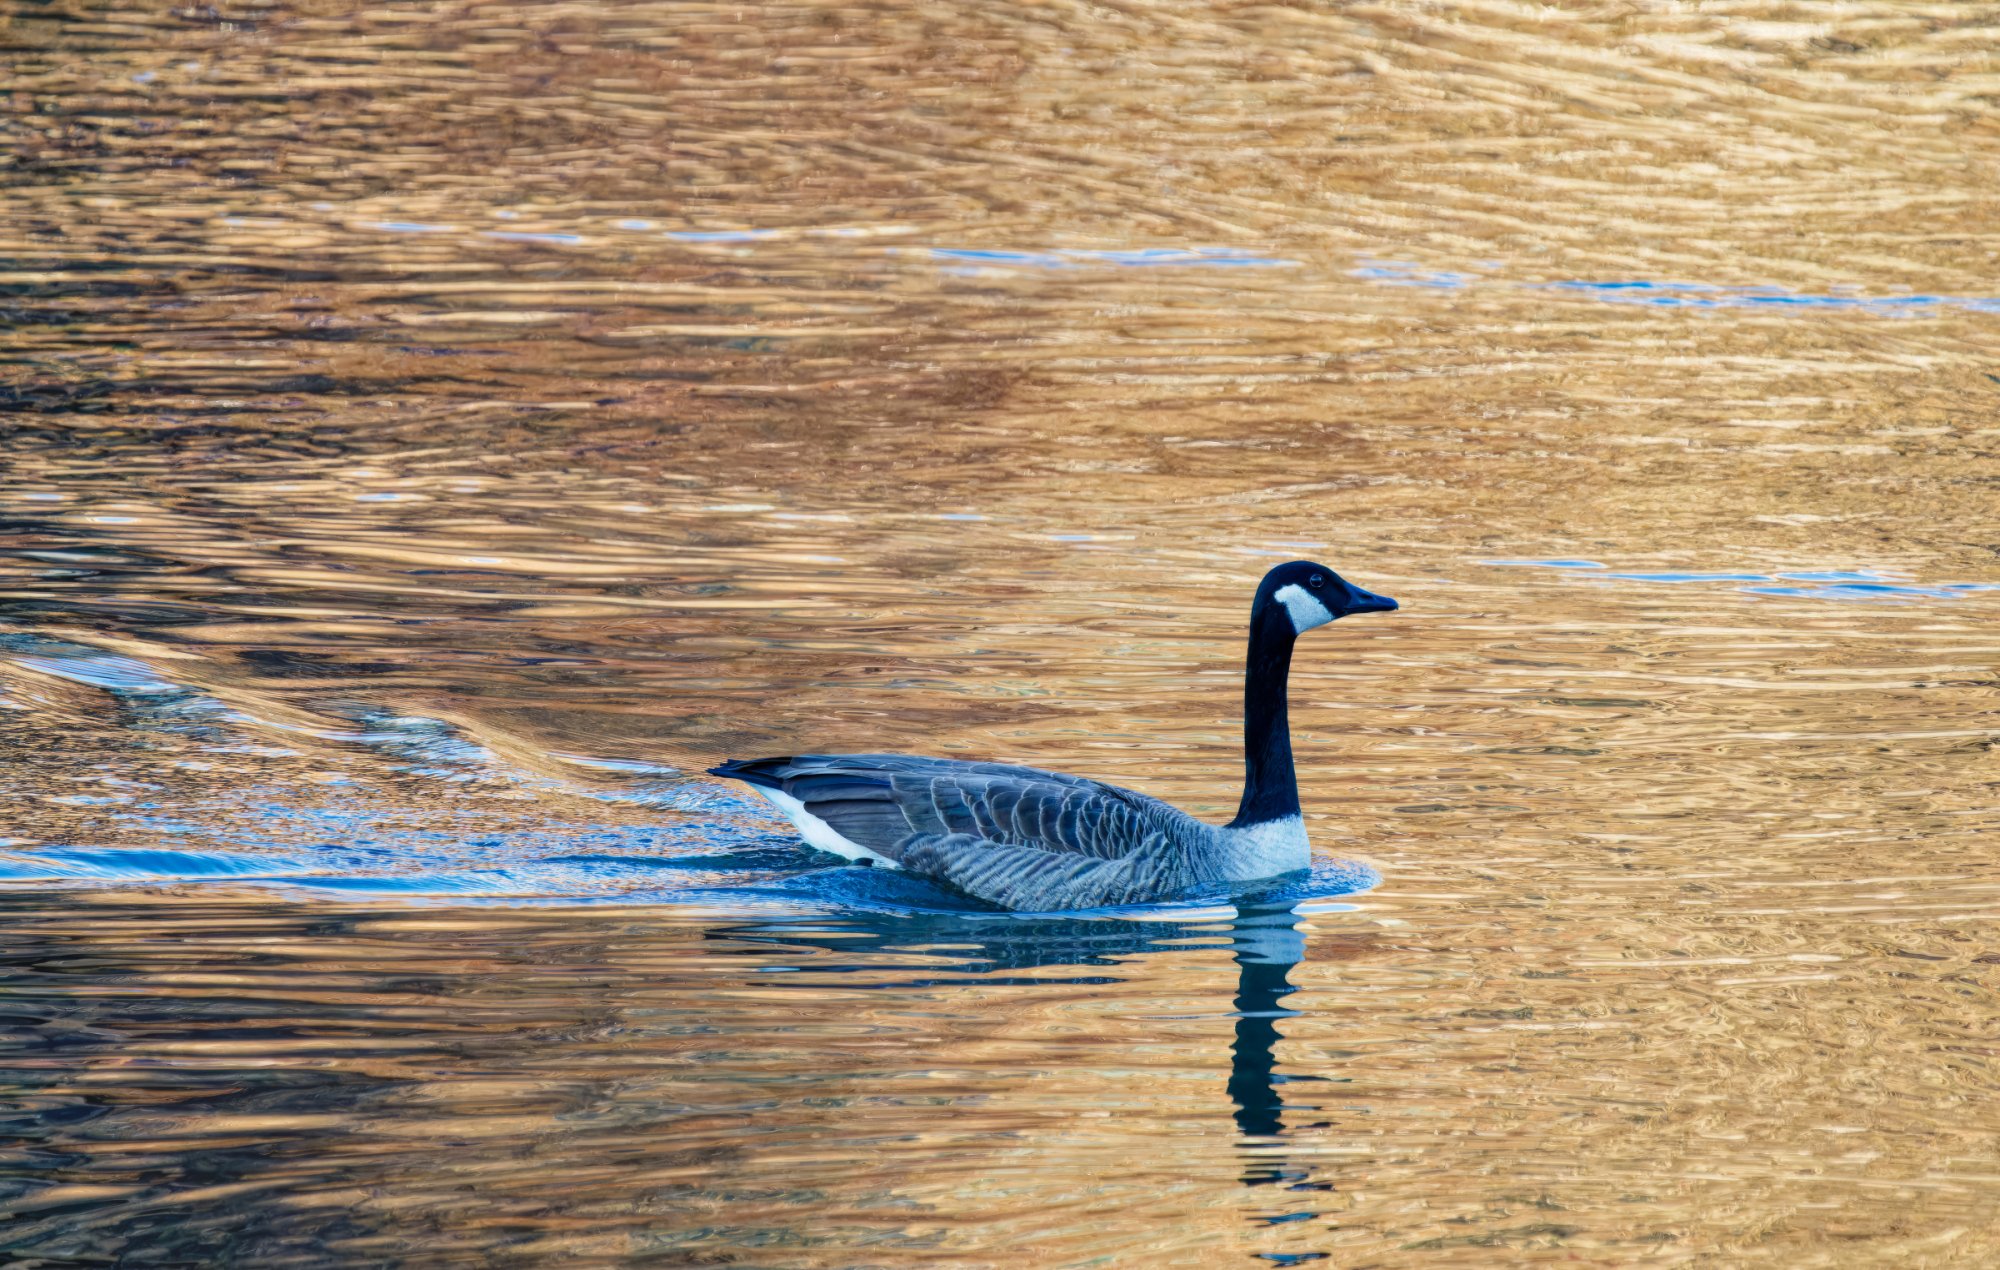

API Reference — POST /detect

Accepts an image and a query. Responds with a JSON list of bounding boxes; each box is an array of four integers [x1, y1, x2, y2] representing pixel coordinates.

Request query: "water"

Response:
[[5, 1, 2000, 1262]]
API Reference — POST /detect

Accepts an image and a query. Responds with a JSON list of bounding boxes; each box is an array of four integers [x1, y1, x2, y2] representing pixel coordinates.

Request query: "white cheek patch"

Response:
[[1273, 583, 1335, 634]]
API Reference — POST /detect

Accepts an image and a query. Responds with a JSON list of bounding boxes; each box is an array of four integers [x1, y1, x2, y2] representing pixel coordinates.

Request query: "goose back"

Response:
[[709, 753, 1245, 908]]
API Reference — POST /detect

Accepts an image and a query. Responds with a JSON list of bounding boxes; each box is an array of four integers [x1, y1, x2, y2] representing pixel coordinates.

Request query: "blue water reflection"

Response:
[[343, 214, 2000, 314], [927, 245, 1299, 269], [1541, 279, 2000, 315], [1482, 559, 1998, 602]]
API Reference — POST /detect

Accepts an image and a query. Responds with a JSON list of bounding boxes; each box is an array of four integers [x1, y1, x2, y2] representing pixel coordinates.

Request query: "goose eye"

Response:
[[1308, 573, 1325, 589]]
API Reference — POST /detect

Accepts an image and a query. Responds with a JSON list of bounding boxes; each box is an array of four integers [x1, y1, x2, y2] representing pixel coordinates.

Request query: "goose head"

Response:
[[1254, 560, 1398, 637]]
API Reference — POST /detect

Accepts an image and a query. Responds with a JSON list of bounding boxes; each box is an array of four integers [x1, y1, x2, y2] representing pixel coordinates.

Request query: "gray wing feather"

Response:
[[709, 753, 1202, 908], [901, 832, 1192, 912]]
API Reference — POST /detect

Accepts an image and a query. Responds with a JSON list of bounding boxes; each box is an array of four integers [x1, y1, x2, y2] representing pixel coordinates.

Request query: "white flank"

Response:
[[1272, 583, 1335, 635], [758, 787, 901, 868], [1220, 815, 1311, 880]]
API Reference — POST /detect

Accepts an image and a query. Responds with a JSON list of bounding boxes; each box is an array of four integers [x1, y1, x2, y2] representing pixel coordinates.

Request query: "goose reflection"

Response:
[[1225, 895, 1339, 1189], [705, 883, 1361, 1189]]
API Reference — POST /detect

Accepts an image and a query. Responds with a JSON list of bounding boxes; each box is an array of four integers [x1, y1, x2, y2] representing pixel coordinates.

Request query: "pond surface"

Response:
[[5, 1, 2000, 1263]]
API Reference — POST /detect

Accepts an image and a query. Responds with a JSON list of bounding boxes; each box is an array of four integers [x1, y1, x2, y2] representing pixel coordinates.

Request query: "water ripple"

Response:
[[1481, 560, 2000, 602]]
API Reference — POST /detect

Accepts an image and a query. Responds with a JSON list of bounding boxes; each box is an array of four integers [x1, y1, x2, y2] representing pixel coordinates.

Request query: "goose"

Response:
[[709, 560, 1398, 911]]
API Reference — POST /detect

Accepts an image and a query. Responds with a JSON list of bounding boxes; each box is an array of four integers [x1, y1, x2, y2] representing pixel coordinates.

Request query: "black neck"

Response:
[[1230, 604, 1299, 827]]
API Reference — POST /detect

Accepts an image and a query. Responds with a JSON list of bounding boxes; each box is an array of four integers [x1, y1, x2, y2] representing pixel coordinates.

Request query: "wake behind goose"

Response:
[[709, 561, 1398, 911]]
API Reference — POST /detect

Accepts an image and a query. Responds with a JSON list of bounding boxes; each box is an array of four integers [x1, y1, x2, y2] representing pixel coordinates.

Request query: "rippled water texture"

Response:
[[6, 1, 2000, 1264]]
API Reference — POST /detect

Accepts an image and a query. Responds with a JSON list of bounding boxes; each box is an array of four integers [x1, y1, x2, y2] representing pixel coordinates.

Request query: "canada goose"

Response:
[[710, 560, 1397, 911]]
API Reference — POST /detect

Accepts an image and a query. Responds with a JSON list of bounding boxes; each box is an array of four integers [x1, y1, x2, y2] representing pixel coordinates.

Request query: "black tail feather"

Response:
[[706, 757, 790, 790]]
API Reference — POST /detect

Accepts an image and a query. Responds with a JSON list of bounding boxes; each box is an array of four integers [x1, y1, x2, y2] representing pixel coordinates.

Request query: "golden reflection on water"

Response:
[[4, 0, 2000, 1263]]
